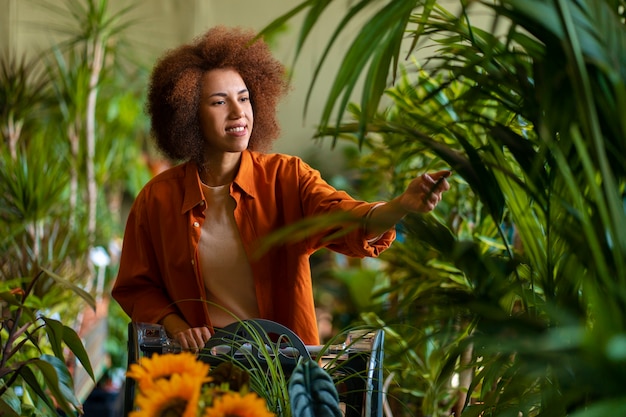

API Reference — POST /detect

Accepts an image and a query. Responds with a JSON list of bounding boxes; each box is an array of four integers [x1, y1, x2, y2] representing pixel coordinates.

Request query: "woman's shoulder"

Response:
[[136, 161, 193, 199], [143, 161, 186, 185], [247, 150, 309, 172]]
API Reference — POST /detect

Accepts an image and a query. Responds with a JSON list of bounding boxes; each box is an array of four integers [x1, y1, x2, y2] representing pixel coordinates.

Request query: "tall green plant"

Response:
[[0, 54, 47, 160], [35, 0, 147, 246], [262, 0, 626, 416], [1, 0, 151, 409]]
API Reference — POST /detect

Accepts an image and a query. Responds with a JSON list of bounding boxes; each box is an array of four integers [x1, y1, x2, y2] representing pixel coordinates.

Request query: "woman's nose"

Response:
[[229, 103, 245, 118]]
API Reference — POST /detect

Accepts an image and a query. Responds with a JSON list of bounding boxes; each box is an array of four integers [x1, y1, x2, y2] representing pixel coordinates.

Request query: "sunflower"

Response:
[[202, 392, 276, 417], [130, 373, 203, 417], [127, 351, 210, 391]]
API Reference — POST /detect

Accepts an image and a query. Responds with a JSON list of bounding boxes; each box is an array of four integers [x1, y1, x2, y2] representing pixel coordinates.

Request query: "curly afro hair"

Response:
[[146, 26, 289, 164]]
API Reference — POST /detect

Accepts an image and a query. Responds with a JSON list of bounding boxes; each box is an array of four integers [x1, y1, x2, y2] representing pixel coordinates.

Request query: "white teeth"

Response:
[[227, 126, 245, 132]]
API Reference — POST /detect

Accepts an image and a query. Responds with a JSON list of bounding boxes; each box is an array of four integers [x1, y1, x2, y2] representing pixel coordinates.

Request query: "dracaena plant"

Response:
[[0, 270, 95, 417]]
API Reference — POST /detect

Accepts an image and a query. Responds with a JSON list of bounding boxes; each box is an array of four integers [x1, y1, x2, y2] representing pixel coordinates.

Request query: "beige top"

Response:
[[198, 183, 259, 327]]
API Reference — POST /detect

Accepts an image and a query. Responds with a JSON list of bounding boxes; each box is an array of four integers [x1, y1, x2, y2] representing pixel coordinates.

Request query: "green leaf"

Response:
[[17, 363, 56, 411], [569, 398, 626, 417], [62, 324, 95, 381], [39, 267, 95, 310], [252, 211, 361, 258], [31, 356, 80, 416], [0, 389, 23, 417], [40, 317, 65, 360], [289, 358, 342, 417]]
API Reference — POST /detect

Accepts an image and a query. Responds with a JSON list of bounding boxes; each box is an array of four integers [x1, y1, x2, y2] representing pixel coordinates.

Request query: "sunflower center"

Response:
[[158, 398, 187, 417]]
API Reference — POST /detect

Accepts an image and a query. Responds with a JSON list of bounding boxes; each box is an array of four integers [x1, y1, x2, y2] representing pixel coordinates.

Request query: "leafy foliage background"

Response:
[[262, 0, 626, 415]]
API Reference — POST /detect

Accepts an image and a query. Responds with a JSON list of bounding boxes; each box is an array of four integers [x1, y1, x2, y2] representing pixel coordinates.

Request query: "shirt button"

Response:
[[193, 221, 199, 227]]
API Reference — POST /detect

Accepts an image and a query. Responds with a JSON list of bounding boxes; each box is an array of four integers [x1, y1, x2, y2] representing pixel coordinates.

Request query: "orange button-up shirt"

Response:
[[111, 150, 395, 345]]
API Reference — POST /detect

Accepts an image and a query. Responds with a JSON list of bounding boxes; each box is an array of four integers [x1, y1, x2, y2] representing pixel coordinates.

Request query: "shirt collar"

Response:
[[181, 152, 257, 214], [181, 161, 204, 214], [233, 149, 257, 199]]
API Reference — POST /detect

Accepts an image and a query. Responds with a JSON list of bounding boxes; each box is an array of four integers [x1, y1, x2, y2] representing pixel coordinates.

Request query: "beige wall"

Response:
[[1, 1, 492, 174], [2, 0, 366, 175]]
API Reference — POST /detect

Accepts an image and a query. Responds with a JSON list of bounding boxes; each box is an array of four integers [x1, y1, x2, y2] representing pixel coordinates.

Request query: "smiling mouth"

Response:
[[226, 126, 245, 133]]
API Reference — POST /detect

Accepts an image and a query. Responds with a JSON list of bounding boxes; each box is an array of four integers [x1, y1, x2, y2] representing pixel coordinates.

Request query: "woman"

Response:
[[111, 26, 450, 350]]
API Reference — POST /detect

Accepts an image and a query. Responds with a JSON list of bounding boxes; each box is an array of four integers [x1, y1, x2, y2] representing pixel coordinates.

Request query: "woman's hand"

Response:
[[397, 170, 452, 213], [172, 327, 212, 351], [365, 170, 451, 239], [161, 313, 211, 352]]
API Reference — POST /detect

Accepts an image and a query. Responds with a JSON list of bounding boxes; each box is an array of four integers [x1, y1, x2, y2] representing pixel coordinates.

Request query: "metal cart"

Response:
[[124, 319, 384, 416]]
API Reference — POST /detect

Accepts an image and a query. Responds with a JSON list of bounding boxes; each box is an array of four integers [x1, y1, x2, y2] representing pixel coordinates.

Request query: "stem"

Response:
[[86, 36, 104, 248], [68, 123, 79, 232], [7, 115, 23, 160], [0, 310, 22, 371]]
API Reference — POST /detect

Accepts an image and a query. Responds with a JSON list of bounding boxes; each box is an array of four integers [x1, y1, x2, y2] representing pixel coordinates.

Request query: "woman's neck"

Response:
[[200, 152, 242, 186]]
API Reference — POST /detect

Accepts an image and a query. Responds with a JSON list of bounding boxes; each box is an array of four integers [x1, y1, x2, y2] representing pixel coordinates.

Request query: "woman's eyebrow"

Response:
[[209, 88, 249, 98]]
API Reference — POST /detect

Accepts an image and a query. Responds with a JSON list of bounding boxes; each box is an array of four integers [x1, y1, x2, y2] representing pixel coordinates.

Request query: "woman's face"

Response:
[[198, 68, 253, 155]]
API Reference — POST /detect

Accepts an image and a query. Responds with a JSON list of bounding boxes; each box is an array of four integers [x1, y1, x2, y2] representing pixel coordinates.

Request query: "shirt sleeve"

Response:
[[111, 191, 180, 324], [294, 157, 396, 257]]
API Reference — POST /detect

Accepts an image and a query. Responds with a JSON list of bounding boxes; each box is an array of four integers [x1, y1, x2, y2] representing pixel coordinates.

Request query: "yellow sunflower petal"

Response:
[[202, 392, 276, 417], [131, 373, 204, 417], [127, 352, 210, 391]]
